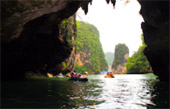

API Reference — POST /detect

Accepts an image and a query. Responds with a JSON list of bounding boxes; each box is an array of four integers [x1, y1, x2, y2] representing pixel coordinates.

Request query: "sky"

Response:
[[76, 0, 144, 56]]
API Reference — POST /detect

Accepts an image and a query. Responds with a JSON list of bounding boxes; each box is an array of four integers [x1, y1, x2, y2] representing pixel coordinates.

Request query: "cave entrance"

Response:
[[1, 0, 169, 108], [76, 0, 149, 74]]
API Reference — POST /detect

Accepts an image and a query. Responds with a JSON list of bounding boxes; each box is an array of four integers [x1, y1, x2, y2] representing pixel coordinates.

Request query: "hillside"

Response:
[[126, 36, 152, 73], [75, 21, 108, 73]]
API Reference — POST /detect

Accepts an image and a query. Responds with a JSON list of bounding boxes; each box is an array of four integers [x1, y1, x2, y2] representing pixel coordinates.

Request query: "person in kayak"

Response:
[[77, 73, 81, 78], [105, 72, 114, 78], [71, 72, 76, 78]]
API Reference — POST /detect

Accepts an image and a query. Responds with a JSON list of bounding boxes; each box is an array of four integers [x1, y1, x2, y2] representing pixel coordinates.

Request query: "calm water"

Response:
[[2, 74, 169, 108]]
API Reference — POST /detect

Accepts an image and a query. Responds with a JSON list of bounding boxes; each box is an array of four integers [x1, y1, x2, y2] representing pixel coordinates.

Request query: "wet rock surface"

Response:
[[138, 1, 169, 81]]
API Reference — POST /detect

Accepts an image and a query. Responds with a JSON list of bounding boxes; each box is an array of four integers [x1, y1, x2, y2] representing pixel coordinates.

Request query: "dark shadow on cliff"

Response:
[[1, 13, 72, 80], [1, 1, 82, 81]]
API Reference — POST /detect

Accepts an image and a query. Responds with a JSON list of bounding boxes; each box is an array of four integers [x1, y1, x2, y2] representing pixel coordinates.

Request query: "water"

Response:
[[2, 74, 169, 108]]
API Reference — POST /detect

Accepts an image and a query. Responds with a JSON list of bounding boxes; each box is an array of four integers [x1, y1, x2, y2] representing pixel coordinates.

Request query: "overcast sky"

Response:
[[76, 0, 144, 56]]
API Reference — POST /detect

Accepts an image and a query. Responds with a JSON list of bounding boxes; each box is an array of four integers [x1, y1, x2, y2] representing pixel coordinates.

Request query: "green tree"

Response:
[[126, 36, 152, 73]]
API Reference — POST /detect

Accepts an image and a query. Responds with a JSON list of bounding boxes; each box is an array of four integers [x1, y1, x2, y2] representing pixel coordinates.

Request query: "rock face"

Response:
[[59, 15, 77, 73], [1, 0, 92, 80], [138, 1, 169, 81], [112, 44, 129, 74], [2, 1, 77, 42]]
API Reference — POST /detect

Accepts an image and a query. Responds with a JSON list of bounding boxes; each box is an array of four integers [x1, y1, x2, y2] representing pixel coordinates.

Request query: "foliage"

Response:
[[105, 52, 114, 66], [61, 62, 67, 68], [61, 16, 75, 45], [76, 21, 108, 73], [112, 43, 129, 69], [74, 63, 87, 73], [126, 36, 152, 73]]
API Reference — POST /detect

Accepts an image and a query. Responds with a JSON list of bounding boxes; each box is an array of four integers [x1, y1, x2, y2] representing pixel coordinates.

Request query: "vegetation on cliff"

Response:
[[126, 36, 152, 73], [56, 15, 77, 73], [112, 43, 129, 69], [75, 21, 108, 73], [105, 52, 114, 66]]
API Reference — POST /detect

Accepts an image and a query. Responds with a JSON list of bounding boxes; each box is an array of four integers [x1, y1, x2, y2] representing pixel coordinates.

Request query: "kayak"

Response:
[[69, 77, 88, 81], [104, 73, 115, 78], [104, 75, 115, 78]]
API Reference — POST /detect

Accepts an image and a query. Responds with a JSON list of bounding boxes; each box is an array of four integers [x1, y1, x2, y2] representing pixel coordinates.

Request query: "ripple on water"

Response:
[[2, 74, 168, 108], [86, 74, 160, 109]]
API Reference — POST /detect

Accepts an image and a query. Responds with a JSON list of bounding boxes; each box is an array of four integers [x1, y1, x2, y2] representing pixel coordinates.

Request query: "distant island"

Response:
[[105, 52, 114, 66], [112, 43, 129, 74]]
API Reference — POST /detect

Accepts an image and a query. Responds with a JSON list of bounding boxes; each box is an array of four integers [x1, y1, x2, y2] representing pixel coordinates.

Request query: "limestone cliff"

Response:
[[58, 15, 77, 73], [112, 43, 129, 74], [75, 21, 108, 73]]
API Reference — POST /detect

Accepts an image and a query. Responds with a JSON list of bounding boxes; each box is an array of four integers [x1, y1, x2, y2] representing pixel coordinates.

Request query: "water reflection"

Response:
[[87, 75, 158, 109], [2, 74, 169, 108]]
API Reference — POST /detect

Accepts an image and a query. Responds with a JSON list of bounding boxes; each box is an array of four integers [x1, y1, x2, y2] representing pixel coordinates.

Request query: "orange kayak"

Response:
[[104, 75, 114, 78]]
